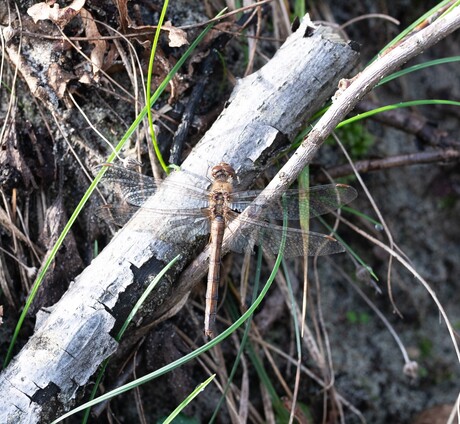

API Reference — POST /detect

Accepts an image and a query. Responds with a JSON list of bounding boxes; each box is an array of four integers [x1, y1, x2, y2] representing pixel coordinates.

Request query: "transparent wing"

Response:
[[94, 164, 159, 205], [94, 164, 210, 207], [95, 165, 354, 256], [95, 203, 208, 225], [227, 218, 345, 257], [96, 165, 356, 219], [96, 204, 210, 242], [95, 164, 209, 227], [95, 204, 141, 227], [230, 184, 357, 220], [163, 216, 211, 243]]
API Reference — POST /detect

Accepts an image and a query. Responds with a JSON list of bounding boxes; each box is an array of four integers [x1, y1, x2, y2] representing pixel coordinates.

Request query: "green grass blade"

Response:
[[341, 206, 383, 229], [146, 0, 170, 173], [162, 374, 216, 424], [3, 171, 105, 368], [116, 254, 180, 339], [337, 99, 460, 129], [373, 0, 455, 60], [291, 55, 460, 150], [317, 215, 379, 282], [378, 56, 460, 86], [245, 343, 289, 420], [282, 261, 301, 358]]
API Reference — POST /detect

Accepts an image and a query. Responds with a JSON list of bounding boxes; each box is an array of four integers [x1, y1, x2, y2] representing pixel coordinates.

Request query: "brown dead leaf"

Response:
[[163, 21, 189, 48], [103, 42, 120, 72], [78, 73, 92, 84], [80, 8, 107, 78], [27, 0, 86, 28], [48, 63, 74, 99], [412, 404, 458, 424]]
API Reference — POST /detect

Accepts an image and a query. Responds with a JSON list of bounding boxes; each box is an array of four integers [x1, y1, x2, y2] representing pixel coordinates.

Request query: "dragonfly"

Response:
[[96, 162, 357, 337]]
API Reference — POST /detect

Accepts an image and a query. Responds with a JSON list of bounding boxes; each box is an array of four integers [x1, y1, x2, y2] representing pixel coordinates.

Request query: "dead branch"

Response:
[[317, 148, 460, 181], [357, 99, 460, 148]]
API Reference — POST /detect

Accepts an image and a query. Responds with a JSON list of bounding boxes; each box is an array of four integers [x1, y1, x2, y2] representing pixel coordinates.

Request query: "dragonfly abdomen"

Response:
[[205, 215, 226, 337]]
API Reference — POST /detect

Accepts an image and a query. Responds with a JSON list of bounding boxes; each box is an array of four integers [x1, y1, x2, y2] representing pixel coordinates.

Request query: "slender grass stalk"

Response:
[[282, 260, 303, 424], [245, 342, 289, 420], [377, 56, 460, 86], [294, 0, 305, 20], [295, 97, 460, 148], [146, 0, 170, 173], [374, 0, 456, 60], [341, 206, 382, 229], [162, 374, 216, 424], [336, 100, 460, 129], [298, 167, 310, 338], [317, 215, 378, 282], [294, 52, 460, 149], [442, 0, 460, 17]]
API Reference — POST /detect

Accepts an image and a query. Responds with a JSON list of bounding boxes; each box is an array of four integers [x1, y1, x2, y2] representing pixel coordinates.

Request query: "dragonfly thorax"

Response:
[[209, 163, 235, 220], [208, 189, 232, 220]]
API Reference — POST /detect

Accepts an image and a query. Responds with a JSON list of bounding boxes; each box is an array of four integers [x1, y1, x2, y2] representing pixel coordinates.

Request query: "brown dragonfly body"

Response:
[[98, 162, 357, 337], [205, 163, 236, 337]]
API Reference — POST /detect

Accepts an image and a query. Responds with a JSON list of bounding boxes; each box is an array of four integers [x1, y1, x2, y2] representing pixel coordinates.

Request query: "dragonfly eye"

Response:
[[211, 163, 236, 180]]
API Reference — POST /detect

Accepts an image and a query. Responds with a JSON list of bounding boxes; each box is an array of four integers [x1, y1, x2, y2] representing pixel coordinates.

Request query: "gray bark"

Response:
[[0, 17, 360, 423]]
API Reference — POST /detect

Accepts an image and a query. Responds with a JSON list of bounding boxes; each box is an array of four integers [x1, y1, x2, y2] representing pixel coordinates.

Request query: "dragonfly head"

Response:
[[211, 162, 236, 182]]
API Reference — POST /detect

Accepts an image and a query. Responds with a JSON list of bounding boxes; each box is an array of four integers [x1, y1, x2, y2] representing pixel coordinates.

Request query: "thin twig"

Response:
[[357, 99, 460, 148], [317, 148, 460, 181]]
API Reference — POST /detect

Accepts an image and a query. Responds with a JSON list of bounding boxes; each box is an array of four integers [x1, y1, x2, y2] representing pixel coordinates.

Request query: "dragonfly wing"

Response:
[[96, 202, 207, 224], [227, 219, 345, 257], [163, 216, 211, 243], [96, 203, 210, 241], [301, 184, 357, 218], [95, 164, 211, 207], [95, 204, 140, 227], [230, 184, 357, 220], [94, 164, 159, 206]]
